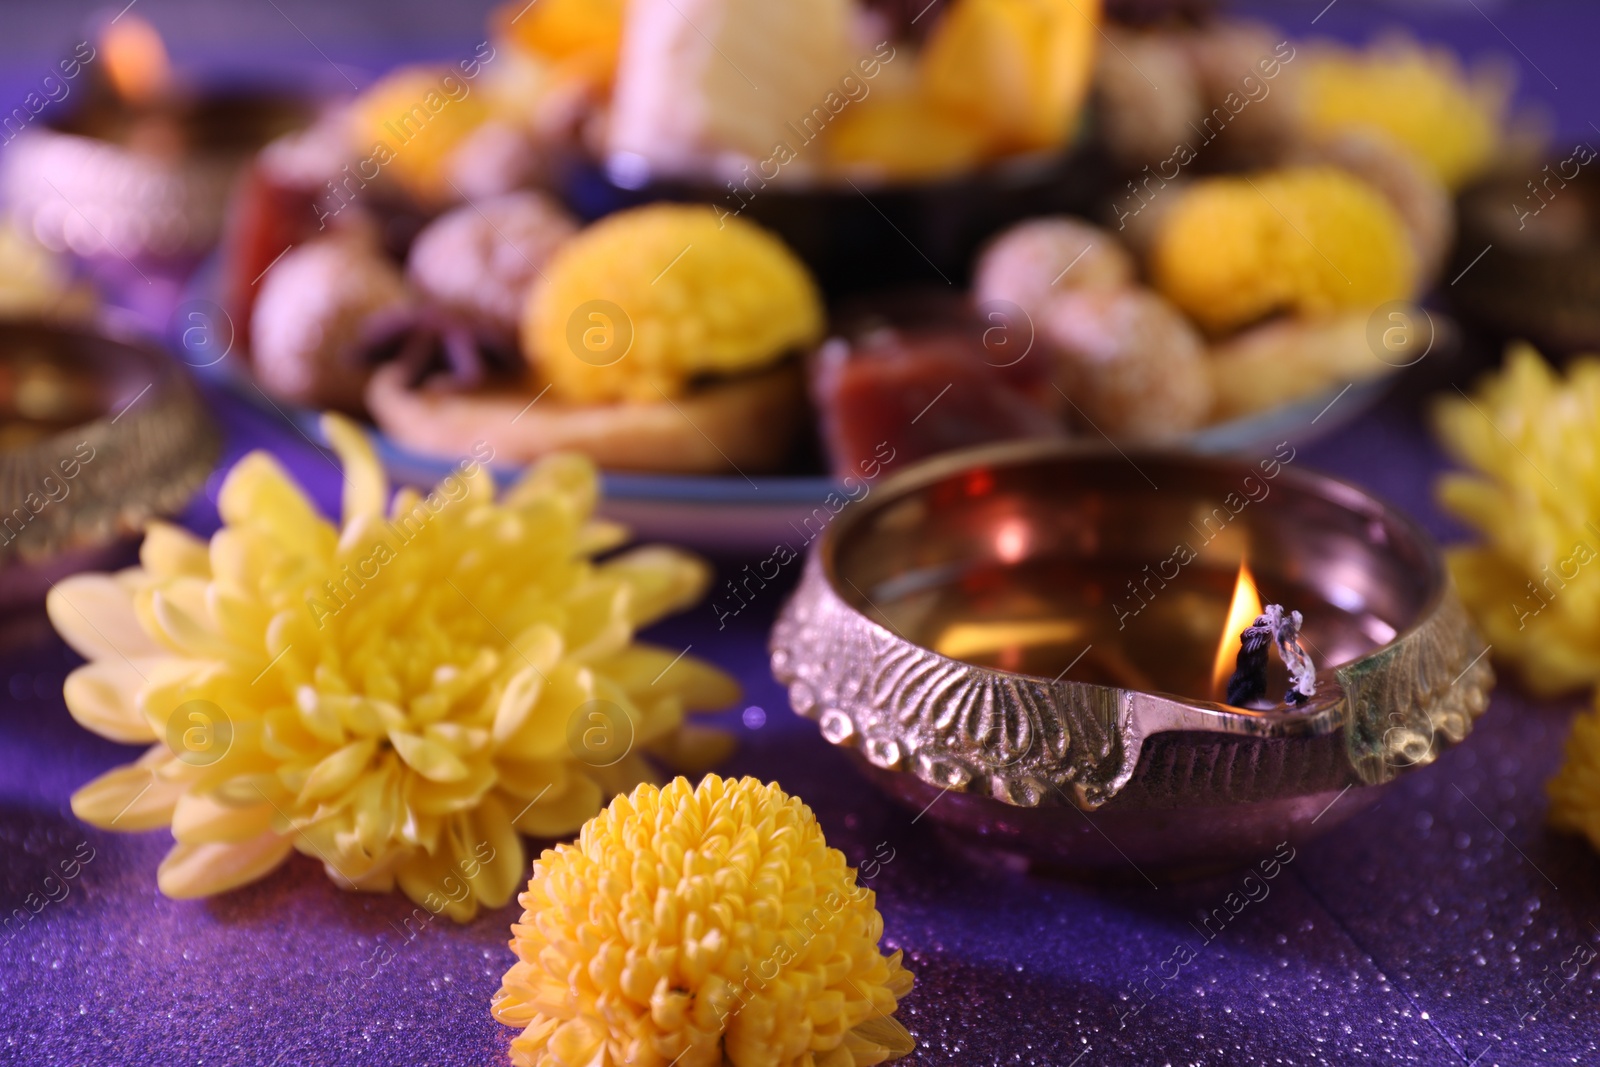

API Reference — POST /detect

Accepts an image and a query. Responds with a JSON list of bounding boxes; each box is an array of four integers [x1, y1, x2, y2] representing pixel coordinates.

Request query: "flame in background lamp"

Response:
[[1213, 561, 1263, 699], [101, 14, 173, 106]]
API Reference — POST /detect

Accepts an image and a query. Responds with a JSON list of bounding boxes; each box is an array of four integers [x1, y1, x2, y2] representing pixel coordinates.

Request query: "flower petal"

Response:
[[390, 731, 470, 782], [71, 753, 186, 831], [496, 664, 593, 762], [171, 794, 278, 845], [395, 844, 479, 923], [149, 582, 235, 659], [217, 452, 337, 558], [645, 723, 737, 775], [157, 832, 294, 898], [512, 773, 602, 838], [47, 573, 163, 662], [299, 738, 379, 803], [494, 663, 548, 747], [140, 522, 212, 579], [597, 644, 741, 710], [505, 452, 599, 515], [463, 792, 525, 910], [598, 545, 713, 627], [322, 413, 388, 521], [62, 659, 162, 743]]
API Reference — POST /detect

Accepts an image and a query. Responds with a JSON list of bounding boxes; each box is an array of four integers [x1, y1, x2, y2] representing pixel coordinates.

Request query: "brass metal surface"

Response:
[[0, 318, 217, 603], [770, 441, 1493, 867]]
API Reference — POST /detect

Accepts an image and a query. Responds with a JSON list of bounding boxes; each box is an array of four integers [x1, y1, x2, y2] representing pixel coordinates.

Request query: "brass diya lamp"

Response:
[[2, 15, 314, 270], [0, 317, 217, 609], [770, 442, 1493, 873]]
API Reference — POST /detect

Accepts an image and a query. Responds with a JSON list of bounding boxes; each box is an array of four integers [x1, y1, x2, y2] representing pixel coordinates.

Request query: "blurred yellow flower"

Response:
[[1297, 35, 1509, 190], [1152, 166, 1414, 335], [50, 415, 736, 920], [493, 775, 915, 1067], [1549, 693, 1600, 852], [1433, 345, 1600, 696], [526, 204, 824, 405]]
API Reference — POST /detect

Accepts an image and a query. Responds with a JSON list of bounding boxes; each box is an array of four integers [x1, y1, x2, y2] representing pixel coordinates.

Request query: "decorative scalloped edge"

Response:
[[770, 555, 1140, 810], [771, 554, 1494, 811]]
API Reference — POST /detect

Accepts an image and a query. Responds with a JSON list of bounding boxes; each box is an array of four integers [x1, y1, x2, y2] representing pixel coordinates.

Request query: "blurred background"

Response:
[[1, 1, 1593, 129]]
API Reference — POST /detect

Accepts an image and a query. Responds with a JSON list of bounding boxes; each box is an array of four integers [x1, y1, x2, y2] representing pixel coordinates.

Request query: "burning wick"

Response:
[[1226, 605, 1317, 707], [1212, 563, 1316, 708]]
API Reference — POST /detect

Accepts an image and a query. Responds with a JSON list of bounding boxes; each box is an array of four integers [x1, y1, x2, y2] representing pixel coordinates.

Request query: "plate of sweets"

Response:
[[202, 0, 1509, 549]]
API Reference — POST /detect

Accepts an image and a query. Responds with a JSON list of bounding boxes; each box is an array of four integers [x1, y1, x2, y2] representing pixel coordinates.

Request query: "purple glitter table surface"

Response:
[[4, 2, 1600, 1065], [10, 375, 1599, 1067]]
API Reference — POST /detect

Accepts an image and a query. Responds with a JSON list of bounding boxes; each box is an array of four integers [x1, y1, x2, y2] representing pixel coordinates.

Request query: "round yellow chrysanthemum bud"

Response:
[[351, 65, 491, 203], [493, 775, 916, 1067], [1298, 37, 1508, 190], [1152, 166, 1415, 336], [525, 205, 825, 404]]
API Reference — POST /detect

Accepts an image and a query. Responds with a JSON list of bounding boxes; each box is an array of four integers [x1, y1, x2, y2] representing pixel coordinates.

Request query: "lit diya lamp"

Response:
[[0, 317, 217, 612], [2, 15, 314, 283], [770, 442, 1493, 874]]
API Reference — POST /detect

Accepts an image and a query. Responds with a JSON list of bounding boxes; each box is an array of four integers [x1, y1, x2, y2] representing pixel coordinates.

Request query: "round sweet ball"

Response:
[[1041, 287, 1212, 442], [525, 204, 824, 404], [973, 218, 1137, 324], [406, 191, 577, 342], [251, 236, 408, 412]]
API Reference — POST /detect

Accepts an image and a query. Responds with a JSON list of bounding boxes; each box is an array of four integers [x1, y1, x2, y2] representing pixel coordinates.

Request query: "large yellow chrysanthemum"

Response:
[[1152, 166, 1415, 336], [49, 415, 737, 920], [1433, 346, 1600, 697], [493, 775, 915, 1067]]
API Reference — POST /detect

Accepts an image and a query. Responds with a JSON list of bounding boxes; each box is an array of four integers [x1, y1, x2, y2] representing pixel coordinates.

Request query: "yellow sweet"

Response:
[[526, 204, 824, 404], [493, 0, 624, 88], [350, 65, 491, 203], [1151, 166, 1415, 335], [49, 415, 736, 920], [1297, 36, 1508, 190], [827, 93, 994, 181], [1434, 346, 1600, 697], [920, 0, 1101, 153], [493, 775, 916, 1067]]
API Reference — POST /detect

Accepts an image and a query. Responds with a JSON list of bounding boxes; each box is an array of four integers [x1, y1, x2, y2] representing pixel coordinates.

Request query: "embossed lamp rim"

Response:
[[770, 440, 1492, 832]]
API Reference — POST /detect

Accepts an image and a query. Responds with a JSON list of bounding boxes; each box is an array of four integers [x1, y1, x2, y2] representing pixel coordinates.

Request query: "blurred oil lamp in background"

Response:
[[1, 13, 313, 305]]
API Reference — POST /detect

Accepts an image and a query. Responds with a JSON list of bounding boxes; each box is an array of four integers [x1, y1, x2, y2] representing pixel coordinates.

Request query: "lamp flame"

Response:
[[1212, 561, 1263, 699], [102, 14, 173, 107]]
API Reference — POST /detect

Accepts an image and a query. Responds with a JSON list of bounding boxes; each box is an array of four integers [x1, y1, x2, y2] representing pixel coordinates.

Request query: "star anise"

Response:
[[353, 304, 522, 390]]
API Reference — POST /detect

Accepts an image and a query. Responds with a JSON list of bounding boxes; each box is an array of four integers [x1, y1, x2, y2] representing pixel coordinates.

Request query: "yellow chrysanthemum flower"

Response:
[[1152, 166, 1415, 336], [1298, 36, 1509, 190], [493, 775, 916, 1067], [1549, 693, 1600, 852], [525, 204, 824, 405], [49, 415, 737, 920], [1434, 345, 1600, 697]]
